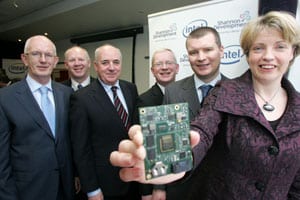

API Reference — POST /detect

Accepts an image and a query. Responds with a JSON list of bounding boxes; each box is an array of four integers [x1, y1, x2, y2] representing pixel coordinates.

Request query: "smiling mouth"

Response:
[[197, 63, 210, 67], [260, 65, 275, 69], [160, 72, 171, 75], [74, 68, 83, 72]]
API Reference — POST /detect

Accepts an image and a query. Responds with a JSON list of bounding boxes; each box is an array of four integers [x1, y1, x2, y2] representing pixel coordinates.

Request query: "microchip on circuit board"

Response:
[[139, 103, 193, 180]]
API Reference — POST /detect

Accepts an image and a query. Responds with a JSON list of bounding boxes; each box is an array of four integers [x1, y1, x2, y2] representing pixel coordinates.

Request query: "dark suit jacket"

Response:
[[69, 79, 138, 197], [134, 83, 164, 124], [137, 83, 163, 107], [0, 79, 74, 200]]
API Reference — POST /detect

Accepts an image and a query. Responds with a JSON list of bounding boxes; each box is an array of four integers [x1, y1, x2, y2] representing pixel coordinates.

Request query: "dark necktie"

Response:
[[200, 85, 213, 99], [77, 84, 83, 90], [111, 86, 130, 131], [39, 86, 55, 136]]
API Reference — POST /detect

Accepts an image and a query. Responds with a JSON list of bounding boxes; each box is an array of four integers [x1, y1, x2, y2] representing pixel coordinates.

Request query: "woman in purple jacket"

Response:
[[110, 11, 300, 200]]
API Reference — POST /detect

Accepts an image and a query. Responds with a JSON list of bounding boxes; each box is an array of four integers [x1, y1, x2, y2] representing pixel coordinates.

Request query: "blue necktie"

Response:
[[40, 86, 55, 136], [200, 85, 213, 99]]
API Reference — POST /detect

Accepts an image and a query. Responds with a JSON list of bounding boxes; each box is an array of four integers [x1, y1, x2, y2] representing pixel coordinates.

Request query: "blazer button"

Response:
[[255, 181, 265, 191], [268, 145, 279, 155]]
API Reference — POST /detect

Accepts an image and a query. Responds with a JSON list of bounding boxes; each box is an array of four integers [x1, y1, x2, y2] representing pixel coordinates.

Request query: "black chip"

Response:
[[146, 135, 155, 147], [182, 138, 189, 146], [172, 160, 192, 173], [157, 123, 168, 132], [168, 114, 175, 121], [179, 152, 186, 159], [147, 115, 154, 121], [147, 148, 156, 160]]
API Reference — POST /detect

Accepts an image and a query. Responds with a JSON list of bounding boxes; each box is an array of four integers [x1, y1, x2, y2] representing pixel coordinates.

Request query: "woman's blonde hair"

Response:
[[240, 11, 300, 64]]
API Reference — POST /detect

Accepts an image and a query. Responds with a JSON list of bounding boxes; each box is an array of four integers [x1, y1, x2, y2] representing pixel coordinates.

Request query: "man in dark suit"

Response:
[[0, 35, 74, 200], [138, 48, 179, 107], [62, 46, 96, 91], [63, 45, 96, 200], [70, 44, 139, 200], [163, 27, 228, 200], [137, 48, 179, 200]]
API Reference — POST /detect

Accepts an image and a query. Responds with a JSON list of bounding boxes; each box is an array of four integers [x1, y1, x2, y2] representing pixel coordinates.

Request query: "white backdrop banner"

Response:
[[148, 0, 300, 91], [148, 0, 259, 86]]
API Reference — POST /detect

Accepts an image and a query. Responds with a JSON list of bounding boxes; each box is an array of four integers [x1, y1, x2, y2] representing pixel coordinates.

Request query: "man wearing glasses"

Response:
[[137, 48, 179, 200], [0, 35, 74, 200]]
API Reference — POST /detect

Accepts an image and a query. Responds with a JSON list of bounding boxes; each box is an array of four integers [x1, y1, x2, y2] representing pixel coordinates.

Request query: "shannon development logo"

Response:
[[182, 19, 208, 37], [152, 23, 177, 41], [214, 11, 251, 32], [221, 45, 244, 65]]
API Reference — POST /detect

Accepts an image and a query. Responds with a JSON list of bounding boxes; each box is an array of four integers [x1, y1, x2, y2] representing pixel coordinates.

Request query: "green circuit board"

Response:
[[139, 103, 193, 180]]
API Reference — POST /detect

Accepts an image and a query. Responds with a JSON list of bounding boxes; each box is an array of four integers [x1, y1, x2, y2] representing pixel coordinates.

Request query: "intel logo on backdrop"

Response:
[[8, 63, 27, 74], [221, 45, 244, 65], [182, 19, 208, 37]]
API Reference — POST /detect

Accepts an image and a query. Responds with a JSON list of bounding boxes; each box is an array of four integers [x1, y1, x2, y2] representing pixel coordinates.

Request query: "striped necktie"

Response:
[[111, 86, 130, 131]]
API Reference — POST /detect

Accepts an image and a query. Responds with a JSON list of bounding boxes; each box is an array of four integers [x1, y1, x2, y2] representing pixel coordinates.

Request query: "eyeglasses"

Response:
[[25, 51, 55, 60], [153, 61, 176, 67]]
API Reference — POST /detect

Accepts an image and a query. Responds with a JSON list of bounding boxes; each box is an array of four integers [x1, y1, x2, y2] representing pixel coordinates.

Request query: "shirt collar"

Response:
[[194, 73, 221, 89], [71, 76, 91, 88], [156, 82, 165, 94], [98, 78, 120, 93], [26, 74, 52, 93]]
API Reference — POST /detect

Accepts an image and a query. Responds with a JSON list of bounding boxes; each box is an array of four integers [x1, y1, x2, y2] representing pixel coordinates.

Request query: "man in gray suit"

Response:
[[0, 35, 74, 200], [163, 26, 227, 200]]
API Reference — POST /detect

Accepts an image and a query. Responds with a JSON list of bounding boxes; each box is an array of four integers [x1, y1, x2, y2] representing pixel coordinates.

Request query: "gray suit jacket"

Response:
[[0, 79, 74, 200], [164, 74, 226, 120]]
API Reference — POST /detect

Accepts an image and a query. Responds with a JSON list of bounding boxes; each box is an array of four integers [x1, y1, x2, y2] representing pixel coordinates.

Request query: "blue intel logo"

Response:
[[221, 45, 244, 65], [182, 19, 208, 37]]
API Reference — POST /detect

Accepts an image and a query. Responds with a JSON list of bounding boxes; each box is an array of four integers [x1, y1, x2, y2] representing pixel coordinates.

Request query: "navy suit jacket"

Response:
[[0, 79, 74, 200], [69, 79, 138, 197]]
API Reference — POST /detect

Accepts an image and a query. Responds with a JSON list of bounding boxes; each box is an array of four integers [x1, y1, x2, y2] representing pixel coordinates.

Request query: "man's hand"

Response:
[[110, 125, 200, 184]]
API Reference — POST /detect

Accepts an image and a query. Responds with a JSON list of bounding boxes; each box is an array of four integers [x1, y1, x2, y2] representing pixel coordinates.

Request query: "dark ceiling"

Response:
[[0, 0, 208, 43]]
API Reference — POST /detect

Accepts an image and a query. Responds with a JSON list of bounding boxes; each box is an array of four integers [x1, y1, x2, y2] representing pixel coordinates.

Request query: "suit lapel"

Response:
[[15, 80, 55, 139], [52, 83, 66, 142], [182, 76, 201, 119], [90, 81, 115, 110]]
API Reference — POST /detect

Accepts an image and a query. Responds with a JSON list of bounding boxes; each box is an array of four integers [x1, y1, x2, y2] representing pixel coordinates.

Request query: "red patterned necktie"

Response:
[[111, 86, 130, 131]]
